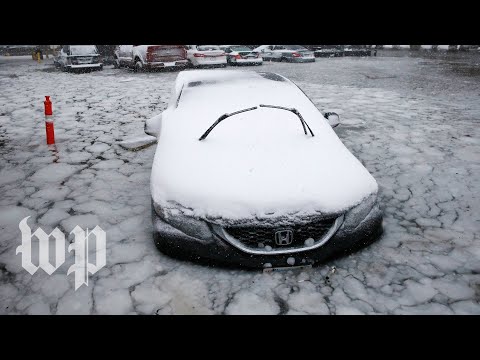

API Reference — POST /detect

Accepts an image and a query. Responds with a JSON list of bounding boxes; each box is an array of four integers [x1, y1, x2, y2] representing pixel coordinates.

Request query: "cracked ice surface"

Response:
[[0, 56, 479, 314]]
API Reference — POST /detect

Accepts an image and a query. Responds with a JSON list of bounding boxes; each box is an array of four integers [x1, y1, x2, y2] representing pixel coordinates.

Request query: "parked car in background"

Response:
[[146, 70, 383, 268], [95, 45, 116, 65], [186, 45, 227, 67], [252, 45, 315, 62], [251, 45, 272, 56], [343, 45, 372, 56], [113, 45, 188, 71], [114, 45, 133, 68], [219, 45, 262, 66], [54, 45, 103, 72], [307, 45, 345, 57]]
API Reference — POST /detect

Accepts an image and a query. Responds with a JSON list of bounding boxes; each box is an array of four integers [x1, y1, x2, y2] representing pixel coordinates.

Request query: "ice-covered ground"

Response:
[[0, 55, 479, 314]]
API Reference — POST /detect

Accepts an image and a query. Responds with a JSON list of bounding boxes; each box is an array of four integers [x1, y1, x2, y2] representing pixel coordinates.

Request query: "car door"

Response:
[[260, 45, 274, 60], [271, 45, 285, 60], [119, 45, 133, 66]]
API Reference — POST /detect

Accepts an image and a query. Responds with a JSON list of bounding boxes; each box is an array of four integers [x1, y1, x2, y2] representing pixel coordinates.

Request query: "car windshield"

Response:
[[198, 45, 220, 51], [284, 45, 306, 50], [231, 46, 252, 52], [199, 104, 314, 141], [70, 45, 98, 55]]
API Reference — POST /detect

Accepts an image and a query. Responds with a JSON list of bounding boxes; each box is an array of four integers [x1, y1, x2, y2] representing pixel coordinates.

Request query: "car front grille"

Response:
[[224, 217, 337, 249], [74, 56, 93, 64]]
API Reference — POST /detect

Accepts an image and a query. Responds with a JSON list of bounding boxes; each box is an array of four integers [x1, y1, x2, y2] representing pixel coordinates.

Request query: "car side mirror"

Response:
[[145, 113, 163, 137], [324, 112, 340, 128]]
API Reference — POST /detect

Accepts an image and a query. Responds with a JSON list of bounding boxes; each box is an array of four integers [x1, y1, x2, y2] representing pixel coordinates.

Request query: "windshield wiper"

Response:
[[198, 104, 314, 141], [258, 104, 314, 137], [198, 107, 258, 141]]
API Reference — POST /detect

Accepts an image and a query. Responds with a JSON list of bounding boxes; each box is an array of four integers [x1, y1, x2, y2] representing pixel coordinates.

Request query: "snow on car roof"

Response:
[[169, 70, 327, 134], [152, 70, 378, 220], [184, 72, 286, 88], [172, 70, 294, 111], [177, 70, 286, 85]]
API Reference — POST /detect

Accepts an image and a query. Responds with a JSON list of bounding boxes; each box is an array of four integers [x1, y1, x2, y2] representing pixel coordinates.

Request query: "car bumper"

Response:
[[67, 63, 102, 69], [151, 201, 383, 268], [193, 58, 227, 66], [145, 60, 189, 69], [233, 58, 263, 65]]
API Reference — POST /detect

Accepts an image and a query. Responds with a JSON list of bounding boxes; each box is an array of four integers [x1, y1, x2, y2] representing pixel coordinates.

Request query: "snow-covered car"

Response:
[[146, 70, 383, 268], [113, 45, 188, 71], [186, 45, 227, 67], [219, 45, 263, 66], [252, 45, 315, 62], [54, 45, 103, 71]]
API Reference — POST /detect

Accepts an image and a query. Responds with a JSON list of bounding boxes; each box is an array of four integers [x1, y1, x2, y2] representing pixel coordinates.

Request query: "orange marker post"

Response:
[[44, 96, 55, 145]]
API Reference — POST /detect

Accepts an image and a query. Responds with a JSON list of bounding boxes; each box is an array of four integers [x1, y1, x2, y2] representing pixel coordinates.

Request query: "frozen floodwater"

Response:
[[0, 54, 479, 314]]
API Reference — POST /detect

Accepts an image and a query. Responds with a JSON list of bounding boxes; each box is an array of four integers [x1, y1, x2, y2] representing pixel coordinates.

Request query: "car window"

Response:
[[273, 45, 285, 50], [284, 45, 305, 50], [70, 45, 98, 55], [231, 46, 252, 52], [198, 45, 220, 51]]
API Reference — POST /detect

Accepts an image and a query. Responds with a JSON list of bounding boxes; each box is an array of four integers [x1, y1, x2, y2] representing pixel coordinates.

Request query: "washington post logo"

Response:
[[16, 217, 106, 290]]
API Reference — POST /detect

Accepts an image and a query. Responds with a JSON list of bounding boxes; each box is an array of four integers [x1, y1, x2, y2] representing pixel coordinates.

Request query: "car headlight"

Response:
[[342, 193, 378, 230], [153, 202, 213, 240]]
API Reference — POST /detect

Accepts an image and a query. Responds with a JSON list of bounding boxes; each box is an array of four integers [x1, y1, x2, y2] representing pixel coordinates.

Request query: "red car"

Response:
[[114, 45, 188, 71]]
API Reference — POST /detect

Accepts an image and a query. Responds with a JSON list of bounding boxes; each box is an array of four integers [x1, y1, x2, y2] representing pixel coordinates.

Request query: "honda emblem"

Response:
[[275, 230, 293, 246]]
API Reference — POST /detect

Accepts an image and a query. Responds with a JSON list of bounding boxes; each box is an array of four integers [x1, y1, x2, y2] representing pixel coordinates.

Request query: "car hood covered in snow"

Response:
[[151, 70, 378, 222]]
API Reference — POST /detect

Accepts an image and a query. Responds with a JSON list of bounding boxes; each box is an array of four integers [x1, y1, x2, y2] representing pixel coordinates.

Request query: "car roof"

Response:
[[173, 70, 296, 106], [176, 70, 290, 89], [170, 70, 317, 120]]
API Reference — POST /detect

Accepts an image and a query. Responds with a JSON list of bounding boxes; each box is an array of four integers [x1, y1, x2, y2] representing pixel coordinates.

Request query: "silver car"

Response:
[[54, 45, 103, 72], [253, 45, 315, 63]]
